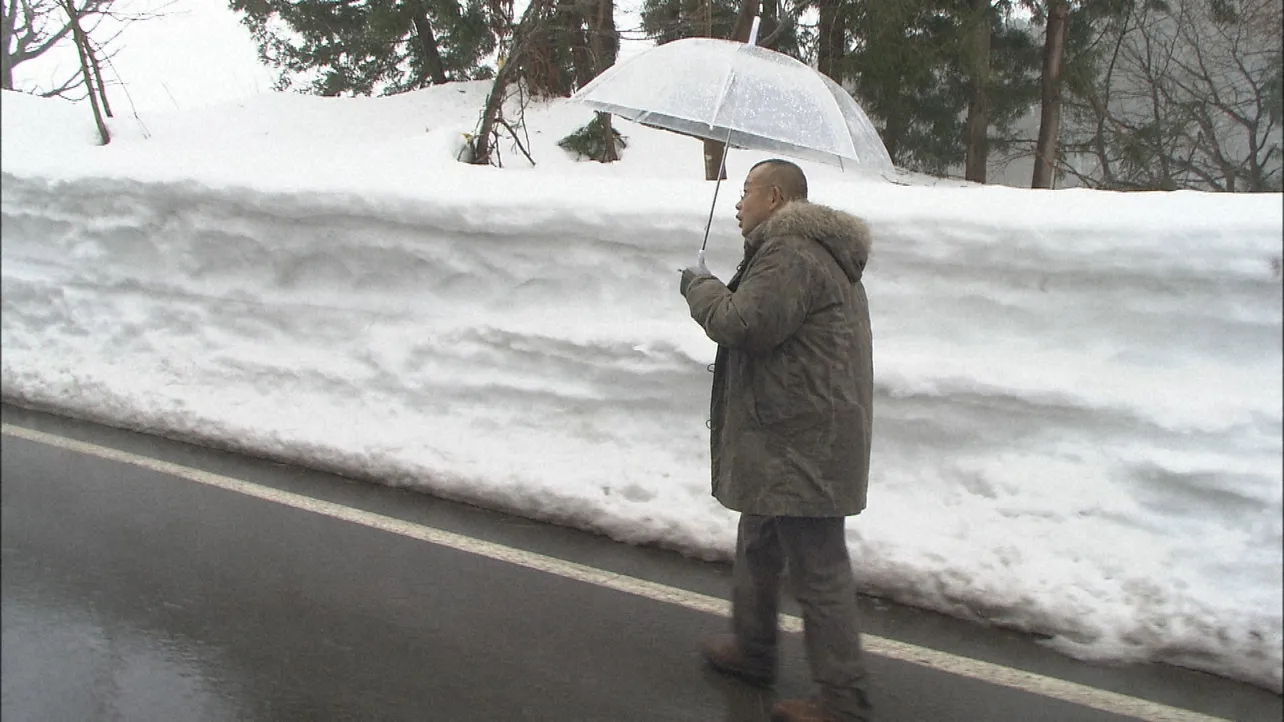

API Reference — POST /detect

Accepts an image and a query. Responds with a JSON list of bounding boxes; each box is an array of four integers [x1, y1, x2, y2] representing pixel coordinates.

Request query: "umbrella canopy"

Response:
[[571, 37, 893, 172]]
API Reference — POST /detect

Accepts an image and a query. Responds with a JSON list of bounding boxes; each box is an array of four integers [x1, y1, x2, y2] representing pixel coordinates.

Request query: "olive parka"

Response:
[[681, 200, 873, 517]]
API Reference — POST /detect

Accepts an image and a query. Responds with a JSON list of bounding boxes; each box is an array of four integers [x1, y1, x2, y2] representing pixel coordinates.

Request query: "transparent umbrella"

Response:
[[571, 19, 894, 250]]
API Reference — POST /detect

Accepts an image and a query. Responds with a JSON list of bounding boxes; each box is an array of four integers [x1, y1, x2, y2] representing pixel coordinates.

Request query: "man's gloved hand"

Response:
[[679, 249, 713, 296], [688, 249, 710, 276]]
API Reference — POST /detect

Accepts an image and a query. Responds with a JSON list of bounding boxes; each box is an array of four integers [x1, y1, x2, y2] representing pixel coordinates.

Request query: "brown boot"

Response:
[[769, 699, 841, 722], [700, 634, 775, 687]]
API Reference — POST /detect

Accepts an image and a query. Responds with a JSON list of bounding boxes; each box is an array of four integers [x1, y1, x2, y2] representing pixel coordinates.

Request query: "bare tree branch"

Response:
[[3, 0, 152, 93], [1062, 0, 1282, 191]]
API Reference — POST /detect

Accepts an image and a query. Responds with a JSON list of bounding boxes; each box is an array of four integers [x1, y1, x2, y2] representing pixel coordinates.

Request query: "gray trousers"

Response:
[[733, 514, 873, 721]]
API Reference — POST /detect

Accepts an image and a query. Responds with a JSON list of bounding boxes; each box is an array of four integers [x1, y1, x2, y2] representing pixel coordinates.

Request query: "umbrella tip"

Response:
[[748, 16, 761, 46]]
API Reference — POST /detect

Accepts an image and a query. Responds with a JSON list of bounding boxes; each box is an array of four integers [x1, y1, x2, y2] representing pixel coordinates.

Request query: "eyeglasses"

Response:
[[739, 184, 778, 201]]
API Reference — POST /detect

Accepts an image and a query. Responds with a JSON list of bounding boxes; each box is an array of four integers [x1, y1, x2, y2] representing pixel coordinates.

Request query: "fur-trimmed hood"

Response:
[[745, 201, 872, 282]]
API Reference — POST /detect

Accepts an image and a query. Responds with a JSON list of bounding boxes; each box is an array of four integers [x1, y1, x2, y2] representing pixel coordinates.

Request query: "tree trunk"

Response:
[[473, 59, 515, 165], [587, 0, 617, 71], [566, 0, 594, 89], [473, 0, 551, 165], [759, 0, 779, 48], [702, 138, 728, 180], [588, 0, 619, 162], [1032, 0, 1068, 189], [597, 111, 618, 161], [703, 0, 761, 180], [963, 0, 991, 184], [816, 0, 844, 83], [731, 0, 759, 42], [882, 102, 907, 166], [2, 6, 14, 91], [62, 0, 108, 145], [411, 13, 449, 85], [570, 36, 593, 90], [88, 38, 111, 117]]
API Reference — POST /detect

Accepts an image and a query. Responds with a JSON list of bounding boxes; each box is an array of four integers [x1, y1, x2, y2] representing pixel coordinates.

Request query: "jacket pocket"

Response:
[[753, 355, 807, 427]]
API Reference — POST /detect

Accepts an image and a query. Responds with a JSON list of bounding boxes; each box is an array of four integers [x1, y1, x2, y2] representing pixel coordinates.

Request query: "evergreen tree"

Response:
[[548, 0, 626, 162], [845, 0, 962, 173], [844, 0, 1038, 177], [815, 0, 847, 81], [641, 0, 740, 44], [983, 6, 1041, 175], [559, 111, 627, 160], [523, 0, 619, 98], [230, 0, 499, 96], [640, 0, 801, 56]]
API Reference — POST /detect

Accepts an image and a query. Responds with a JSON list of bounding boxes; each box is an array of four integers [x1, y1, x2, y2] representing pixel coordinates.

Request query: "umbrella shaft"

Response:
[[701, 130, 734, 252], [700, 175, 721, 252]]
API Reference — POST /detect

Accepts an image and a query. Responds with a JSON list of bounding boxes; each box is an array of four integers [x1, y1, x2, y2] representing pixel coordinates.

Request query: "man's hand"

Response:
[[689, 249, 710, 276], [679, 249, 713, 296]]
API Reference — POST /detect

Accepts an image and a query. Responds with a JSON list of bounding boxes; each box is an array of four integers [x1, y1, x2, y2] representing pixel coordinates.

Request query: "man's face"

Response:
[[735, 167, 783, 237]]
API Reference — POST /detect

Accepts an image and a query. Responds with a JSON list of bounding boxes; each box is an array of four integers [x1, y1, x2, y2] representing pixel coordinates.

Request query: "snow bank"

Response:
[[2, 88, 1281, 691]]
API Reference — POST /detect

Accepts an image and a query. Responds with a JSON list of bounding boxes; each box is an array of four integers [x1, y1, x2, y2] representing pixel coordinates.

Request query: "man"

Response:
[[679, 159, 875, 722]]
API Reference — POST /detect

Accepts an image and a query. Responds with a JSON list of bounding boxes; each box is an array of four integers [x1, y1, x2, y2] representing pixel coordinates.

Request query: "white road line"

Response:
[[2, 422, 1229, 722]]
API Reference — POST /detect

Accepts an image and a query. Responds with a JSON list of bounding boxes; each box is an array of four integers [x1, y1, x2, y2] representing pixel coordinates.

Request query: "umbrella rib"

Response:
[[706, 43, 746, 131]]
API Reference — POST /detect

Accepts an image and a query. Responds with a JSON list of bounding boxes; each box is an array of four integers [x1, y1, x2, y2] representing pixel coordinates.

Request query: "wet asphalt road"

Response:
[[2, 405, 1279, 722]]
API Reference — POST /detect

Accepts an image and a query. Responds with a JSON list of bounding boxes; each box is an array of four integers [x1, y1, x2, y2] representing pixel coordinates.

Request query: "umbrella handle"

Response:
[[700, 128, 735, 253]]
